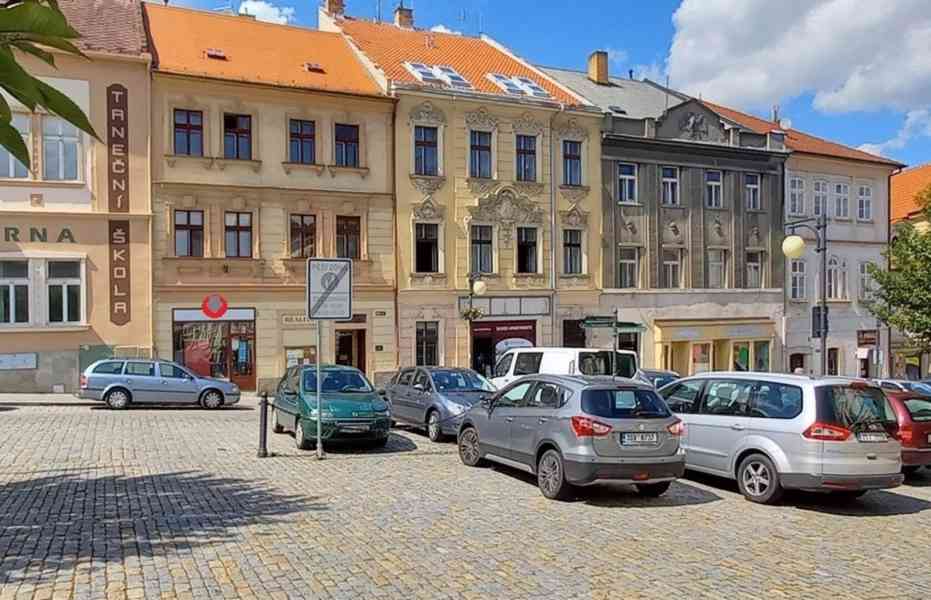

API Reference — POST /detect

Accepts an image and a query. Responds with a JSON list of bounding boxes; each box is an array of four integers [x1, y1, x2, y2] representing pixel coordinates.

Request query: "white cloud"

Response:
[[634, 61, 665, 83], [859, 110, 931, 157], [606, 47, 628, 67], [666, 0, 931, 114], [430, 24, 462, 35], [238, 0, 295, 24]]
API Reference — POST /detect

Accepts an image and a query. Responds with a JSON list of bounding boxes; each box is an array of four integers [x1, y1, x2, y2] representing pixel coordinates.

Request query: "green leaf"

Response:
[[34, 77, 99, 141], [0, 118, 30, 169], [0, 3, 78, 39], [4, 32, 84, 58], [10, 40, 55, 66], [0, 46, 41, 110], [0, 93, 10, 122]]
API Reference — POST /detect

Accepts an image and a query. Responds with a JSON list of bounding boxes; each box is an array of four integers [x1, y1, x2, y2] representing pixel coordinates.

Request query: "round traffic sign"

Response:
[[201, 293, 228, 319]]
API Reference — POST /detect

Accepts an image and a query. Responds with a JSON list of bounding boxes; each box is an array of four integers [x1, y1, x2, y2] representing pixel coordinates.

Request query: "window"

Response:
[[516, 134, 536, 182], [789, 353, 806, 373], [748, 382, 802, 419], [414, 126, 438, 176], [660, 380, 704, 414], [827, 256, 847, 300], [617, 163, 637, 203], [470, 225, 493, 273], [789, 177, 805, 215], [174, 109, 203, 157], [582, 388, 670, 419], [405, 62, 445, 84], [859, 262, 875, 300], [0, 261, 29, 325], [563, 229, 582, 274], [707, 249, 727, 288], [702, 380, 754, 415], [692, 342, 712, 373], [661, 166, 679, 206], [415, 321, 439, 366], [513, 352, 542, 376], [562, 319, 585, 348], [397, 369, 415, 386], [753, 341, 771, 371], [159, 363, 189, 379], [93, 361, 125, 375], [661, 249, 681, 289], [175, 210, 204, 258], [334, 124, 360, 167], [487, 73, 550, 98], [0, 114, 29, 178], [746, 251, 763, 288], [43, 116, 80, 180], [415, 223, 439, 273], [618, 247, 639, 288], [529, 382, 564, 409], [516, 227, 538, 274], [290, 214, 316, 259], [834, 182, 849, 218], [790, 259, 806, 300], [745, 173, 761, 210], [125, 362, 155, 377], [47, 261, 81, 324], [563, 140, 582, 186], [223, 114, 251, 160], [494, 353, 514, 378], [336, 216, 361, 259], [469, 130, 492, 179], [827, 348, 839, 376], [498, 382, 533, 407], [858, 185, 873, 220], [224, 212, 252, 258], [705, 170, 723, 208], [288, 119, 316, 164], [434, 65, 473, 89], [405, 63, 473, 89], [813, 180, 828, 217], [513, 76, 551, 98]]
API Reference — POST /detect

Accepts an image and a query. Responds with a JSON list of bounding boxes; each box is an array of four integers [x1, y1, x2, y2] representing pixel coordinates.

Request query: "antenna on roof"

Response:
[[376, 0, 381, 22]]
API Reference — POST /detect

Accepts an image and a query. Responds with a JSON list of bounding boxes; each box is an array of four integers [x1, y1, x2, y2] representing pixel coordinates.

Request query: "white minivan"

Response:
[[490, 347, 639, 389]]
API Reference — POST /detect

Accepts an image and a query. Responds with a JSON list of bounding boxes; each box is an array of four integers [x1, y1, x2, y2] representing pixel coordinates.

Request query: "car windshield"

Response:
[[904, 397, 931, 422], [578, 351, 637, 378], [818, 385, 896, 429], [903, 381, 931, 396], [431, 369, 495, 392], [581, 388, 670, 419], [302, 369, 373, 393]]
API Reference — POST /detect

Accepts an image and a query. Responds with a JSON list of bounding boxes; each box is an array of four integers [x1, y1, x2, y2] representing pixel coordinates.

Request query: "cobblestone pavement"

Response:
[[1, 394, 931, 599]]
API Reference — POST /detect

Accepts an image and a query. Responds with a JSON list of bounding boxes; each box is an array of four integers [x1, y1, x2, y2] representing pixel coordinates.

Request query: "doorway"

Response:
[[335, 329, 366, 374], [470, 320, 536, 377]]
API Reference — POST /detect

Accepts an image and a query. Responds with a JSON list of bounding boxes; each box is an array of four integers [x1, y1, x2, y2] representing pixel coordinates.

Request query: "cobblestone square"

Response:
[[1, 394, 930, 599]]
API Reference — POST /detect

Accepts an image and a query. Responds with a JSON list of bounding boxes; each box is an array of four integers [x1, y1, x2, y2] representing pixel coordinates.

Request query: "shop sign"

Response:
[[0, 353, 37, 370], [107, 84, 129, 213], [857, 329, 879, 346], [3, 226, 75, 243], [282, 314, 318, 327], [201, 293, 229, 320], [108, 220, 131, 325]]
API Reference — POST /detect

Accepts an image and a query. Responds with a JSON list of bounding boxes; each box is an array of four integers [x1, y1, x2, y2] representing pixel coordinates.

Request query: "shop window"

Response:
[[43, 116, 80, 181], [563, 229, 582, 274], [47, 261, 81, 324], [285, 347, 317, 368], [334, 123, 360, 167], [0, 114, 30, 179], [175, 210, 204, 258], [516, 227, 537, 274], [223, 114, 251, 160], [174, 109, 203, 157], [516, 134, 536, 182], [733, 342, 750, 371], [0, 260, 29, 325], [414, 126, 438, 176], [414, 223, 439, 273], [225, 212, 252, 258], [289, 119, 316, 164], [470, 225, 493, 273], [789, 353, 806, 373], [692, 343, 712, 373], [562, 319, 585, 348], [336, 216, 361, 259], [753, 341, 770, 371], [469, 130, 492, 179], [290, 214, 316, 258], [415, 321, 439, 366], [563, 140, 582, 186]]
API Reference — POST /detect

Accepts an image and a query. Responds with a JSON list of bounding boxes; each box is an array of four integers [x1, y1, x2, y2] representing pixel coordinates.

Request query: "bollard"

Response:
[[257, 391, 269, 458]]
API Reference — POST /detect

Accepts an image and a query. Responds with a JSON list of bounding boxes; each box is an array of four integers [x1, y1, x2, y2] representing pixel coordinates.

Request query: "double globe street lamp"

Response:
[[782, 212, 829, 376]]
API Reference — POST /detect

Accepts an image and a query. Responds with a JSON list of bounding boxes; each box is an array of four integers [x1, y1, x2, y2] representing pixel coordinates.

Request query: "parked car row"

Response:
[[77, 359, 240, 408]]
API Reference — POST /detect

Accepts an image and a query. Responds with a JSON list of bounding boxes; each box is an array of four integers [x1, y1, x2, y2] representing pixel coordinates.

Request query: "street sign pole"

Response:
[[316, 322, 324, 460]]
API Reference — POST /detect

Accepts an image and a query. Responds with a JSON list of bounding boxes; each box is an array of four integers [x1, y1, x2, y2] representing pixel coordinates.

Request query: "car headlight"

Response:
[[307, 408, 333, 418], [448, 403, 468, 416]]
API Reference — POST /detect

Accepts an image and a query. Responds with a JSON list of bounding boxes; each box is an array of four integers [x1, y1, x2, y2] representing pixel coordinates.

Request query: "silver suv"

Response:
[[457, 375, 686, 500], [659, 372, 903, 504]]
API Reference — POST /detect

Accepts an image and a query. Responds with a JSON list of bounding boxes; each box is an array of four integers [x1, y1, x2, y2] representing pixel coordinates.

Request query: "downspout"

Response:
[[145, 54, 155, 360], [549, 104, 565, 345], [780, 159, 787, 373], [388, 80, 402, 373], [886, 168, 897, 377]]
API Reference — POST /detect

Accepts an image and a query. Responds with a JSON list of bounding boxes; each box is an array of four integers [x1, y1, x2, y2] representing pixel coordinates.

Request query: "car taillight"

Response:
[[803, 422, 851, 441], [897, 424, 913, 444], [571, 416, 612, 437], [666, 420, 685, 437], [79, 375, 87, 389]]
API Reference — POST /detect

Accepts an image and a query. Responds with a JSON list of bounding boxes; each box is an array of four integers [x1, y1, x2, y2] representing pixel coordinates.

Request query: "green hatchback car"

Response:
[[271, 364, 391, 449]]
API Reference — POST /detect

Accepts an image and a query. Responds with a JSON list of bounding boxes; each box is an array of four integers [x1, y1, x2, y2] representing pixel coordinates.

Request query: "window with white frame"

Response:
[[415, 321, 440, 366], [790, 259, 806, 300], [813, 180, 828, 217], [789, 177, 805, 215], [563, 140, 582, 186], [661, 166, 679, 206], [858, 185, 873, 220], [516, 227, 538, 274], [617, 163, 637, 203], [470, 225, 493, 274], [834, 183, 850, 218], [0, 261, 29, 325], [405, 63, 473, 90], [859, 262, 875, 300], [47, 261, 82, 324], [827, 256, 848, 300], [486, 73, 552, 98], [707, 249, 727, 288], [745, 173, 761, 211], [42, 116, 80, 181], [746, 251, 763, 288], [705, 170, 723, 208], [618, 247, 639, 289], [469, 130, 493, 179], [563, 229, 582, 274], [515, 134, 536, 182], [0, 114, 30, 179], [661, 248, 682, 289]]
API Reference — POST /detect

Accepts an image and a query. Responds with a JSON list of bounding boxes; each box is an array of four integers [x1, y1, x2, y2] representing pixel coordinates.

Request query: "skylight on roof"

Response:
[[487, 73, 552, 98], [514, 76, 551, 99], [404, 63, 473, 89], [205, 48, 227, 60]]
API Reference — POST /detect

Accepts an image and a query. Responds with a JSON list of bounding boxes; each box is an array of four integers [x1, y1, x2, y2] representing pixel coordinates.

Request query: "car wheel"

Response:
[[537, 449, 573, 501], [271, 408, 284, 434], [903, 465, 921, 477], [105, 388, 131, 410], [201, 389, 223, 409], [458, 427, 485, 467], [295, 418, 313, 451], [426, 410, 445, 442], [737, 453, 784, 504], [635, 481, 672, 497]]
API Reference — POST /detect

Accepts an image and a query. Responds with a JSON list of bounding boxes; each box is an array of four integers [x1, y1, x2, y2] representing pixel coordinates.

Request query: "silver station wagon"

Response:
[[659, 372, 903, 503], [458, 375, 686, 500], [77, 359, 241, 409]]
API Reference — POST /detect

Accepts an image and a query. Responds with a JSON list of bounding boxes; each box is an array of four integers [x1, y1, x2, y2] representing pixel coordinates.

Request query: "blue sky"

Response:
[[176, 0, 931, 168]]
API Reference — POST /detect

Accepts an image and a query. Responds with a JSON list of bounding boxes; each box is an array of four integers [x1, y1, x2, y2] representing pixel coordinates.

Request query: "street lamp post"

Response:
[[783, 212, 828, 376], [466, 272, 487, 372]]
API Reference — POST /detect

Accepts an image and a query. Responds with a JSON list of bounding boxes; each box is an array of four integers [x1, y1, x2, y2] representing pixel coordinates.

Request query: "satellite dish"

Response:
[[778, 118, 792, 130]]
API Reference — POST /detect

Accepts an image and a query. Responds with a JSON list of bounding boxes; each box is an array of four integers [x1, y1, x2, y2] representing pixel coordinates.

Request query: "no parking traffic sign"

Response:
[[306, 258, 352, 320]]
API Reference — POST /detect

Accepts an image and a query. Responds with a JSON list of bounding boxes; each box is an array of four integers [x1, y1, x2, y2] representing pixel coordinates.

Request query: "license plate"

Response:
[[857, 431, 888, 443], [621, 432, 659, 446], [340, 423, 370, 432]]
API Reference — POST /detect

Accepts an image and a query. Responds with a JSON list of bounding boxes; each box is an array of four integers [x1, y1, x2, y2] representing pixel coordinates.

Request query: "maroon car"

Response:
[[886, 391, 931, 475]]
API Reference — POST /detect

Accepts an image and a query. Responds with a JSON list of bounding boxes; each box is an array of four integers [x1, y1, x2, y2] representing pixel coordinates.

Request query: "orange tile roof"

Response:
[[892, 163, 931, 222], [337, 17, 581, 105], [143, 4, 381, 97], [702, 100, 903, 167]]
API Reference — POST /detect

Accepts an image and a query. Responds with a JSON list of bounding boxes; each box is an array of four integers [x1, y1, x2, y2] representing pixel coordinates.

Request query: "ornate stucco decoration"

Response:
[[410, 101, 446, 126], [410, 174, 447, 197], [624, 220, 638, 236], [559, 185, 590, 204], [465, 107, 499, 130], [666, 220, 682, 241], [748, 225, 762, 247], [467, 178, 501, 196], [554, 118, 589, 141], [468, 186, 544, 248], [712, 216, 726, 241], [513, 181, 545, 197], [512, 112, 545, 136], [560, 205, 589, 227], [679, 111, 709, 141], [412, 196, 445, 221]]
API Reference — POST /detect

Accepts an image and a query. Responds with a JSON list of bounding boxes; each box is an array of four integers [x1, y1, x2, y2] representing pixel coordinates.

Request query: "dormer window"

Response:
[[404, 63, 473, 89], [205, 48, 227, 60], [514, 76, 551, 98], [486, 74, 551, 98], [488, 73, 525, 95]]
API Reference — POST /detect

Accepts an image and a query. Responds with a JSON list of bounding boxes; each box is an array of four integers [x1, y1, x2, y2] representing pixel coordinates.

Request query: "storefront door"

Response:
[[172, 308, 257, 391], [229, 321, 256, 391], [335, 329, 366, 374], [471, 320, 536, 377]]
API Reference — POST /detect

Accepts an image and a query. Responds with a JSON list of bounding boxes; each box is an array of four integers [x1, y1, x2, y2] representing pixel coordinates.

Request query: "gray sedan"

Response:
[[384, 367, 495, 441], [77, 359, 241, 409]]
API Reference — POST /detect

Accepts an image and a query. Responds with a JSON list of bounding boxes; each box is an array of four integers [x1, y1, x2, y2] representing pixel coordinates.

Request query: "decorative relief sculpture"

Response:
[[560, 205, 588, 227], [512, 112, 545, 136], [679, 111, 709, 141], [465, 106, 498, 130], [554, 118, 589, 141], [410, 101, 446, 126], [412, 196, 445, 220], [468, 187, 543, 247]]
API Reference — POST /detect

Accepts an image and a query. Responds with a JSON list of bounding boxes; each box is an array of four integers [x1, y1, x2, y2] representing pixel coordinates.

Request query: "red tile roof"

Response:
[[144, 4, 382, 96], [61, 0, 147, 56], [702, 100, 903, 167], [892, 163, 931, 222], [336, 17, 582, 105]]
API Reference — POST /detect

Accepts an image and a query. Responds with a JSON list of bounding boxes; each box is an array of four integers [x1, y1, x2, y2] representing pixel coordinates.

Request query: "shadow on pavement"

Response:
[[0, 401, 98, 408], [0, 469, 326, 584], [902, 468, 931, 487], [88, 405, 254, 412], [272, 431, 424, 458]]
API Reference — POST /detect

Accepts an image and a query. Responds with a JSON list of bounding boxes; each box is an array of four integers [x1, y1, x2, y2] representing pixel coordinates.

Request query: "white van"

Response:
[[490, 347, 639, 389]]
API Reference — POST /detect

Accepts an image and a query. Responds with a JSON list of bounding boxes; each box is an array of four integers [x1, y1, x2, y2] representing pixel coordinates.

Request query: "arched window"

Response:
[[826, 256, 847, 300]]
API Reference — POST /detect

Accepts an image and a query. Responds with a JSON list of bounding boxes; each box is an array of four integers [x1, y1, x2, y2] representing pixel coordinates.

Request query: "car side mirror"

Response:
[[480, 397, 493, 410], [414, 383, 425, 392], [376, 388, 387, 396]]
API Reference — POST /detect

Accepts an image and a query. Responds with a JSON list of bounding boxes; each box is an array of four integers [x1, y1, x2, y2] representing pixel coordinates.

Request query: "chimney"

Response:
[[394, 4, 414, 28], [587, 50, 609, 85], [323, 0, 344, 16], [771, 104, 780, 124]]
